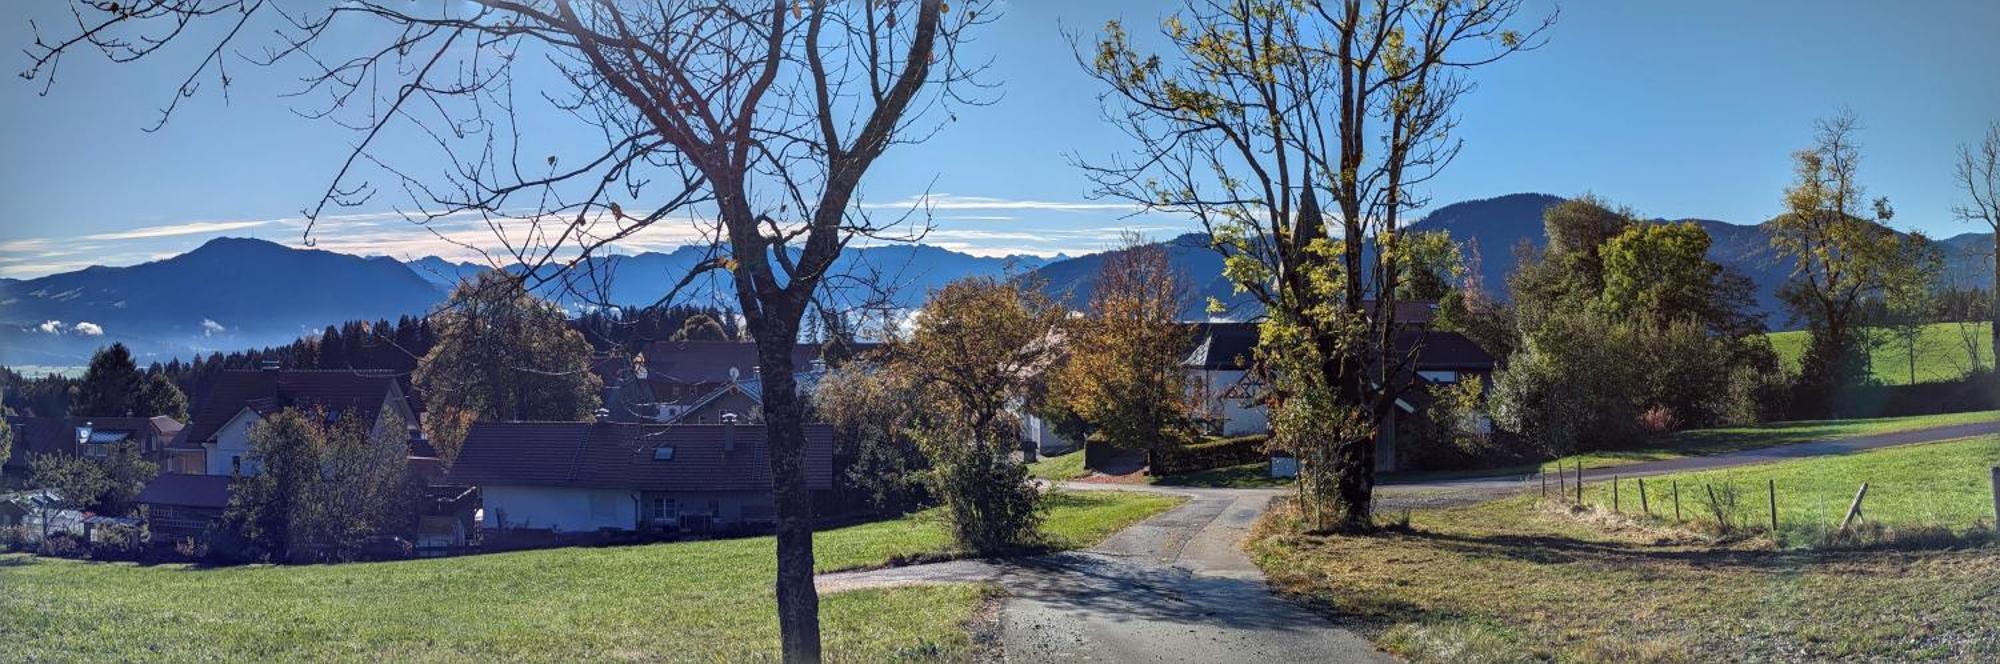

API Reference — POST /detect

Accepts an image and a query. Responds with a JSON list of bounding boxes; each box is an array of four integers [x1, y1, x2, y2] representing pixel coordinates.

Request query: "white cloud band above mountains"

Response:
[[0, 194, 1189, 278]]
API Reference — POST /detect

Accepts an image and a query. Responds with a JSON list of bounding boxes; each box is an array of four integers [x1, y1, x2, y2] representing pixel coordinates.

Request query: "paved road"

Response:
[[818, 420, 1999, 662], [819, 486, 1388, 663]]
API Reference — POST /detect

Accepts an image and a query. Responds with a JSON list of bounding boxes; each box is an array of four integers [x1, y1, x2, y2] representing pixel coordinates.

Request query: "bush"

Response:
[[917, 426, 1042, 554], [1152, 434, 1268, 475]]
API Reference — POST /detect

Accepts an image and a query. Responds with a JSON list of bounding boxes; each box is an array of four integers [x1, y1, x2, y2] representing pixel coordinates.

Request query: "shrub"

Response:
[[1635, 405, 1680, 434], [1152, 434, 1269, 475]]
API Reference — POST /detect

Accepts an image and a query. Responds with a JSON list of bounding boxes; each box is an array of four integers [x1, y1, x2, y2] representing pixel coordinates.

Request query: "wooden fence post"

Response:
[[1705, 483, 1721, 529], [1767, 479, 1779, 534], [1672, 480, 1681, 522], [1638, 478, 1650, 516], [1540, 467, 1548, 498], [1840, 482, 1869, 531], [1576, 461, 1584, 504], [1613, 476, 1621, 512], [1990, 467, 1998, 526]]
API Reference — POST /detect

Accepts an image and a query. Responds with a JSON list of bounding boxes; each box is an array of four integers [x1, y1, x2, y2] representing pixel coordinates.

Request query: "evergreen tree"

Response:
[[76, 343, 143, 417]]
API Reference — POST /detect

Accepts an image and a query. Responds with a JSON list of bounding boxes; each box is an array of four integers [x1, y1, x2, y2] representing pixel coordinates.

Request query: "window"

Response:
[[1418, 370, 1459, 384], [649, 497, 676, 521], [231, 456, 242, 475]]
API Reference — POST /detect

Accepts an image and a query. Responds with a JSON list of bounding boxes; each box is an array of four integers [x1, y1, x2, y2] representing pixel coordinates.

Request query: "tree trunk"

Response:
[[1329, 431, 1377, 531], [1990, 234, 1998, 377], [754, 332, 821, 663]]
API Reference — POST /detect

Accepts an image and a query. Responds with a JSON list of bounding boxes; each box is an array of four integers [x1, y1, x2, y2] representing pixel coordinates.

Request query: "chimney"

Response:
[[721, 412, 738, 453], [258, 359, 281, 372]]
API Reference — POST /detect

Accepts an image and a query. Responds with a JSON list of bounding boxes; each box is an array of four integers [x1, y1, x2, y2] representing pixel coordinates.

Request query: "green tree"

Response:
[[93, 441, 160, 516], [1489, 308, 1643, 456], [1052, 238, 1196, 454], [27, 453, 106, 539], [1880, 233, 1945, 385], [0, 407, 13, 472], [214, 408, 410, 563], [811, 361, 926, 514], [1084, 0, 1551, 532], [415, 273, 602, 465], [890, 278, 1065, 553], [136, 372, 189, 420], [1770, 110, 1904, 415], [1395, 231, 1466, 302], [75, 343, 142, 417]]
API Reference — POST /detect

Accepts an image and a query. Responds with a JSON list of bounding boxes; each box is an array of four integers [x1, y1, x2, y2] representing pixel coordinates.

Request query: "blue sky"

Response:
[[2, 0, 1996, 279]]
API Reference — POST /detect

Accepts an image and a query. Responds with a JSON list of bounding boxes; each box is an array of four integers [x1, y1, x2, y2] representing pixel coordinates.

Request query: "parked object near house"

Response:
[[448, 419, 834, 537]]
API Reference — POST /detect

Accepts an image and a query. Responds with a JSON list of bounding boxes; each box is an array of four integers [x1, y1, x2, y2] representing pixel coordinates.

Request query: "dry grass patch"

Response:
[[1251, 496, 2000, 662]]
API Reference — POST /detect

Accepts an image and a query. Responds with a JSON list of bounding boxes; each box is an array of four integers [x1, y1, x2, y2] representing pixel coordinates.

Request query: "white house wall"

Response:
[[1190, 369, 1270, 436], [483, 485, 638, 533], [203, 409, 264, 476]]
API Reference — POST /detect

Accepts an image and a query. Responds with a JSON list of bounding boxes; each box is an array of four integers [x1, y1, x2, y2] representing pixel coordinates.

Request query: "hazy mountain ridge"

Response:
[[5, 194, 1988, 365]]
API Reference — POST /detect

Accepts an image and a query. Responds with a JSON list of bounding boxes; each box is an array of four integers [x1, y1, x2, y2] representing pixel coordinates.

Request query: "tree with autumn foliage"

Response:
[[415, 273, 602, 465], [1051, 237, 1198, 455], [888, 278, 1067, 553]]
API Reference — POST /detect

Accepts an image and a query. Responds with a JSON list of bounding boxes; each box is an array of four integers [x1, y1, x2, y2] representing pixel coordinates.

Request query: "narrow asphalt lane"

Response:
[[816, 420, 2000, 661]]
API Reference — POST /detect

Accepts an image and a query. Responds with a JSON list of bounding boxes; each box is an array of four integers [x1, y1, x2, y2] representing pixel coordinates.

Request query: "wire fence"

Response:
[[1537, 460, 2000, 548]]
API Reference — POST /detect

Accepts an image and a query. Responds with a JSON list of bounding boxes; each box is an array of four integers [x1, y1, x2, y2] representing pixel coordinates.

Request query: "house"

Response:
[[1182, 308, 1499, 472], [3, 415, 185, 479], [447, 419, 834, 535], [136, 366, 445, 542], [165, 367, 426, 477]]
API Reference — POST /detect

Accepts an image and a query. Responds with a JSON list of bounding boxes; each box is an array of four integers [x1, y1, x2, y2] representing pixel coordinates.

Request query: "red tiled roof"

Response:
[[135, 473, 235, 510], [447, 421, 834, 492], [184, 370, 411, 444]]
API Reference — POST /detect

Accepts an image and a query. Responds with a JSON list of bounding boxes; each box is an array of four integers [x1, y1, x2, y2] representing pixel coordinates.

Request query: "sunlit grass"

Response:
[[0, 490, 1181, 662], [1768, 321, 1993, 385]]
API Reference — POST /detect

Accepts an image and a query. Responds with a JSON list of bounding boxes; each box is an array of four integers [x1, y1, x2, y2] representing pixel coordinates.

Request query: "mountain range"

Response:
[[4, 193, 1991, 366]]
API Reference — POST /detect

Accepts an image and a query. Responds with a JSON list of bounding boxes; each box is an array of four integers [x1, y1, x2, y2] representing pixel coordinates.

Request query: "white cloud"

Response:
[[79, 220, 279, 242], [863, 194, 1143, 212], [35, 320, 63, 334], [201, 319, 227, 336], [71, 321, 104, 336]]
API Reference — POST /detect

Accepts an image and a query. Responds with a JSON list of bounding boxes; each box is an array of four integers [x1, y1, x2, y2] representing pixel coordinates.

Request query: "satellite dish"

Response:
[[728, 367, 740, 381]]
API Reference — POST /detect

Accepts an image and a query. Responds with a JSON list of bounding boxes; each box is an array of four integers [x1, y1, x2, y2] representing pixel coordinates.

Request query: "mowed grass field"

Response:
[[1768, 321, 1993, 385], [1253, 441, 2000, 662], [0, 490, 1182, 663], [1579, 435, 2000, 547], [1542, 409, 2000, 472]]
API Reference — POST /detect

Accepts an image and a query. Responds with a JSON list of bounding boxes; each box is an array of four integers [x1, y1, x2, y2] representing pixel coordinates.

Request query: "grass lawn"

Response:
[[1769, 321, 1993, 385], [1576, 435, 2000, 547], [1026, 448, 1089, 481], [1541, 409, 2000, 473], [1252, 493, 2000, 662], [0, 490, 1180, 662]]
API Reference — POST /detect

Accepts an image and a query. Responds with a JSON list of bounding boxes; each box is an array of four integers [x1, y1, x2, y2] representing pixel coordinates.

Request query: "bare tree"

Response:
[[1078, 0, 1550, 531], [23, 1, 991, 659], [1955, 122, 2000, 365]]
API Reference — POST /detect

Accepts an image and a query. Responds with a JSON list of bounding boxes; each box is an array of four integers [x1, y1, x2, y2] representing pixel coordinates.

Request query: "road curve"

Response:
[[817, 420, 1999, 661], [818, 486, 1388, 663]]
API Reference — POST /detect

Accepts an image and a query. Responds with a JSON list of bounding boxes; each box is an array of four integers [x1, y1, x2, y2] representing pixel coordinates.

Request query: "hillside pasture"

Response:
[[1767, 321, 1992, 385]]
